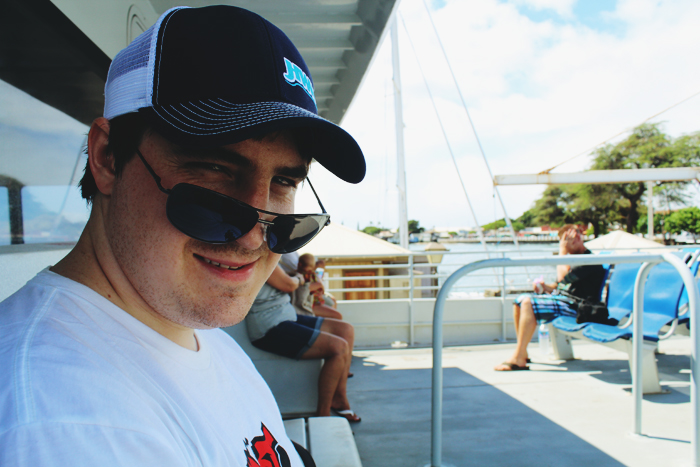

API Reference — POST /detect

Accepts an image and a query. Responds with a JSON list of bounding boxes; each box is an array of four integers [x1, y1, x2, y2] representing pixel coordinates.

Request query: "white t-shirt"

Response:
[[0, 269, 303, 467]]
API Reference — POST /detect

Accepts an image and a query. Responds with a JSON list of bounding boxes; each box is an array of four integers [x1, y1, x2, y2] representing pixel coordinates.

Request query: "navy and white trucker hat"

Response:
[[103, 5, 365, 184]]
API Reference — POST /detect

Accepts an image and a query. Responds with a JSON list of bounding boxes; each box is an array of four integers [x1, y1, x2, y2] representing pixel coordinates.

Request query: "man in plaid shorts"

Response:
[[495, 225, 606, 371]]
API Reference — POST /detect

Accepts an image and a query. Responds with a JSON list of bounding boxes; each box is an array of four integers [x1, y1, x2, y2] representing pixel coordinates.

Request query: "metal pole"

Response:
[[659, 253, 700, 466], [391, 18, 409, 249], [409, 253, 415, 346], [647, 181, 654, 239], [501, 252, 507, 342], [632, 262, 653, 434], [693, 269, 700, 467]]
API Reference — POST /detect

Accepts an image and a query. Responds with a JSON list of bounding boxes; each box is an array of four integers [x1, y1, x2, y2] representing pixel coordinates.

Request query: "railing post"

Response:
[[501, 252, 507, 342], [409, 253, 415, 346], [632, 262, 653, 435]]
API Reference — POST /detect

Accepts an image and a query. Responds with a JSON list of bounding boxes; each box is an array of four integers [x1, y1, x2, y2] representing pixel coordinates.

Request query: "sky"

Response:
[[295, 0, 700, 232], [3, 0, 700, 243]]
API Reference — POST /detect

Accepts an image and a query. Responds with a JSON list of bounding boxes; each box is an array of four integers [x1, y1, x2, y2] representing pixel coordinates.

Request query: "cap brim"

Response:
[[139, 99, 366, 184]]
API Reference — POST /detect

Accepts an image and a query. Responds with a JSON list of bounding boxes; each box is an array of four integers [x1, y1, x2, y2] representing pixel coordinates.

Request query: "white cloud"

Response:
[[512, 0, 577, 18], [333, 0, 700, 231]]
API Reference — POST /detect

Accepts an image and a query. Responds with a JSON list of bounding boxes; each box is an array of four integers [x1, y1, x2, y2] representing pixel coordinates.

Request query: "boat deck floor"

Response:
[[347, 336, 692, 467]]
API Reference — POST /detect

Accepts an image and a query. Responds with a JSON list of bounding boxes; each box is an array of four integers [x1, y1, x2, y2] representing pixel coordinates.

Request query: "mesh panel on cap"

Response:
[[103, 7, 187, 119]]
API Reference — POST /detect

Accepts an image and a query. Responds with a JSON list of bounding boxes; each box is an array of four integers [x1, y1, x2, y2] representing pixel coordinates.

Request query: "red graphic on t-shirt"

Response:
[[244, 423, 291, 467]]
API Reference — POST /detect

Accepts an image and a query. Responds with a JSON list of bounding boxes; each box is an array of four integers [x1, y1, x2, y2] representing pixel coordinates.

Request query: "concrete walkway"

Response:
[[346, 336, 692, 467]]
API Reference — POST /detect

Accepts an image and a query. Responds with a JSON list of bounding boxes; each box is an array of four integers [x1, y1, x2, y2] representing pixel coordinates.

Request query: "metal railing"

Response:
[[323, 245, 677, 298], [429, 254, 700, 467], [322, 245, 678, 345], [324, 248, 561, 296]]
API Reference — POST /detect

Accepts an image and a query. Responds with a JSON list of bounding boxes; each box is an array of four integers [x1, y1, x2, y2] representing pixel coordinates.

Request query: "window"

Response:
[[0, 79, 89, 245]]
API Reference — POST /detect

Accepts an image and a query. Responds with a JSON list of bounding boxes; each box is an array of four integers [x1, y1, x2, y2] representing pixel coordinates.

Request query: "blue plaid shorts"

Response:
[[515, 293, 577, 322]]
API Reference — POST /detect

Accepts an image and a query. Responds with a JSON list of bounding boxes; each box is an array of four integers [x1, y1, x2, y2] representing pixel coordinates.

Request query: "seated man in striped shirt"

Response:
[[495, 225, 606, 371]]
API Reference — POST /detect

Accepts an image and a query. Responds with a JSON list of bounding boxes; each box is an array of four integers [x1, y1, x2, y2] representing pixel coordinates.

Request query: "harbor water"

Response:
[[409, 242, 559, 297]]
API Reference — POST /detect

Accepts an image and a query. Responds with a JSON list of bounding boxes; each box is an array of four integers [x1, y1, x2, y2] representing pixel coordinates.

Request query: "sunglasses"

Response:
[[135, 149, 330, 254]]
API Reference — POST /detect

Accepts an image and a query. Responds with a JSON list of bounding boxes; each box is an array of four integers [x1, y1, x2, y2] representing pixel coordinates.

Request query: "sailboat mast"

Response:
[[392, 17, 409, 249]]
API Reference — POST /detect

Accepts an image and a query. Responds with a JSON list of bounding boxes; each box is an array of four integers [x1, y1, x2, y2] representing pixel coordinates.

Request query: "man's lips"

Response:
[[193, 253, 253, 271]]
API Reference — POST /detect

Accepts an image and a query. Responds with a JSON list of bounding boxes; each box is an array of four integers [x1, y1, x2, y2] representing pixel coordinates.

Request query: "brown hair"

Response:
[[298, 253, 315, 272], [79, 113, 151, 202], [557, 224, 581, 238]]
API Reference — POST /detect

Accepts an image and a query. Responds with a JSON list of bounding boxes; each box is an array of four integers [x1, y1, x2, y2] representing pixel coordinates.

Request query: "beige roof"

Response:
[[584, 230, 666, 253], [299, 223, 412, 258]]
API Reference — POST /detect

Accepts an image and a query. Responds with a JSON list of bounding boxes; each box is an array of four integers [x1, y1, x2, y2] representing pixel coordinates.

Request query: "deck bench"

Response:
[[549, 254, 698, 394], [284, 417, 363, 467], [223, 323, 363, 466]]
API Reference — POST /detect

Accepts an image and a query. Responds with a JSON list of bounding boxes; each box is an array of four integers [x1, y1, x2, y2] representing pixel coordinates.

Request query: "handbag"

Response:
[[559, 292, 619, 325]]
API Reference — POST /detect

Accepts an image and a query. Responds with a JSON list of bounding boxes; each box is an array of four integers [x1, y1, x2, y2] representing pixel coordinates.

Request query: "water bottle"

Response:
[[538, 321, 550, 357]]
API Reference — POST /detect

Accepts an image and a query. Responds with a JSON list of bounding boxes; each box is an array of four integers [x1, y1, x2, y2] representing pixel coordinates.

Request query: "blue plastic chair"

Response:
[[582, 256, 692, 343]]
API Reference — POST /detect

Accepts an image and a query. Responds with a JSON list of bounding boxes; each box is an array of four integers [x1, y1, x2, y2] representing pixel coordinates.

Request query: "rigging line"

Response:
[[398, 13, 495, 270], [419, 0, 530, 283], [540, 89, 700, 175], [419, 0, 525, 257]]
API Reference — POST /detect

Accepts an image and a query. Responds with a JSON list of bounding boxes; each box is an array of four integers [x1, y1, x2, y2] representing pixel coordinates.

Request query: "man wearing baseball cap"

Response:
[[0, 5, 364, 466]]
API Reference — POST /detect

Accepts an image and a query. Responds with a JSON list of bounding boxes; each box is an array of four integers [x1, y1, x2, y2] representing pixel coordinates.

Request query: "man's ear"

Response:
[[87, 118, 116, 196]]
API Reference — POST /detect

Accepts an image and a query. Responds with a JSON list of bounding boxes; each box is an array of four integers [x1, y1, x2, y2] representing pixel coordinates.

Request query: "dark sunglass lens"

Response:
[[167, 185, 258, 243], [268, 215, 327, 253]]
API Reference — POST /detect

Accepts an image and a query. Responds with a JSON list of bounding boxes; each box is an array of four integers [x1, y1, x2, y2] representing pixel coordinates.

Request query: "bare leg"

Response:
[[495, 297, 537, 370], [312, 303, 343, 320], [299, 319, 355, 417], [321, 319, 354, 407]]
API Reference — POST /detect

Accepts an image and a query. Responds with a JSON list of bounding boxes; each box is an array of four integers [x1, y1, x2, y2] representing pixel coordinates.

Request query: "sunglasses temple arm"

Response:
[[306, 178, 328, 215], [135, 149, 170, 195]]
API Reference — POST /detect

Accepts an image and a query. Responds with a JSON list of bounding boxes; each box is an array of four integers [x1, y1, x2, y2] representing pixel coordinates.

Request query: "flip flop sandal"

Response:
[[331, 407, 361, 423], [495, 362, 530, 372]]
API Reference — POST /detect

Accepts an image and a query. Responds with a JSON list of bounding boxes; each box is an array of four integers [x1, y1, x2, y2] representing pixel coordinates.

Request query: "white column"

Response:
[[391, 17, 408, 249]]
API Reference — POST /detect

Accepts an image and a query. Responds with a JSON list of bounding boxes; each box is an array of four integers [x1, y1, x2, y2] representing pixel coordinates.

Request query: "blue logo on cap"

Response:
[[282, 57, 316, 104]]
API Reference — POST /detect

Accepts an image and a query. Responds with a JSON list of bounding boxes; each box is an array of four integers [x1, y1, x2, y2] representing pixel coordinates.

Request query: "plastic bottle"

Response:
[[533, 275, 545, 294], [538, 321, 550, 357]]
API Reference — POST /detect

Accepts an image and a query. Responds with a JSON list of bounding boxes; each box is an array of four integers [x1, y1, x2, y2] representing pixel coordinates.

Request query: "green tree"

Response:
[[563, 183, 618, 237], [591, 123, 696, 232], [516, 209, 536, 228], [361, 225, 382, 236], [636, 212, 668, 235], [408, 219, 424, 234], [530, 123, 700, 234], [532, 186, 573, 228], [665, 207, 700, 241], [481, 219, 506, 231], [480, 218, 525, 232]]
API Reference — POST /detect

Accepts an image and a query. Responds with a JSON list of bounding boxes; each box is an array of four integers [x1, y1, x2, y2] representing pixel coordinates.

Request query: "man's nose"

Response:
[[233, 183, 270, 251]]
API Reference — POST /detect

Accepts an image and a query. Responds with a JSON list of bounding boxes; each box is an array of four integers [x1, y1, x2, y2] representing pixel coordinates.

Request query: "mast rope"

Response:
[[539, 89, 700, 174], [398, 13, 495, 267], [418, 0, 526, 258]]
